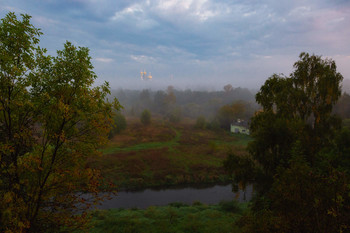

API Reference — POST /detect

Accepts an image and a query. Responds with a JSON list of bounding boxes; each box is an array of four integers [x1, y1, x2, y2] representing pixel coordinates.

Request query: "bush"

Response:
[[207, 118, 221, 131], [195, 116, 206, 129], [109, 112, 127, 138], [167, 107, 182, 123], [141, 109, 151, 125], [219, 200, 242, 213], [169, 202, 189, 208]]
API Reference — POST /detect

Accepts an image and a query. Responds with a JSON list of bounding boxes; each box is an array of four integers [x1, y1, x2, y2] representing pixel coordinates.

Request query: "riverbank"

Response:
[[88, 118, 252, 190], [88, 200, 248, 233]]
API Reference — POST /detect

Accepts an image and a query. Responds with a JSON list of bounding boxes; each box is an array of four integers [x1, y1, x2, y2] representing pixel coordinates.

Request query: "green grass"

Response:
[[101, 128, 181, 154], [214, 133, 252, 147], [88, 201, 247, 233]]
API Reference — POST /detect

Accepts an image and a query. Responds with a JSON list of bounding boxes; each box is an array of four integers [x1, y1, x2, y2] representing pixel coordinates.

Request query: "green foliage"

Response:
[[219, 200, 242, 213], [108, 112, 127, 138], [225, 52, 350, 232], [224, 153, 256, 192], [0, 12, 119, 233], [268, 152, 350, 232], [88, 202, 246, 233], [140, 109, 151, 125]]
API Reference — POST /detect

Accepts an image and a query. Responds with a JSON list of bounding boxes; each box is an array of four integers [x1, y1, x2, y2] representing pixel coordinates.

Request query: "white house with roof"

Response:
[[230, 119, 250, 135]]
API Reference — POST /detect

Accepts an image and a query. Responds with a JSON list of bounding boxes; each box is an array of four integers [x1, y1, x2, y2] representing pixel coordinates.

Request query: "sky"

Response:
[[1, 0, 350, 90]]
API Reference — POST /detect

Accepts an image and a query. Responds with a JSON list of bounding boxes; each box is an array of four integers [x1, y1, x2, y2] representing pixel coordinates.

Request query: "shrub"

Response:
[[169, 202, 189, 208], [207, 118, 221, 131], [109, 112, 127, 138], [167, 107, 182, 123], [195, 116, 207, 129], [219, 200, 242, 213], [141, 109, 151, 125]]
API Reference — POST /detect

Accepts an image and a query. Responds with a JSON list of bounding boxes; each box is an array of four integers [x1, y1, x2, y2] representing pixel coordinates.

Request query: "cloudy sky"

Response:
[[1, 0, 350, 90]]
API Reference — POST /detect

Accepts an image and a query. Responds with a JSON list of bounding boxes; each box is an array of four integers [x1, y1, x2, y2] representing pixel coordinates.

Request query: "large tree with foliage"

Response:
[[225, 52, 350, 232], [217, 101, 248, 129], [0, 13, 120, 233]]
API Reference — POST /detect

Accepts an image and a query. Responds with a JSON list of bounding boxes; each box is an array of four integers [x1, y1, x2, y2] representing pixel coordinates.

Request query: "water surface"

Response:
[[96, 184, 253, 209]]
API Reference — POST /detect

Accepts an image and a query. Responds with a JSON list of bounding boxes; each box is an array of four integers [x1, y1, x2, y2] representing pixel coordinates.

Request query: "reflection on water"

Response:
[[95, 184, 253, 209]]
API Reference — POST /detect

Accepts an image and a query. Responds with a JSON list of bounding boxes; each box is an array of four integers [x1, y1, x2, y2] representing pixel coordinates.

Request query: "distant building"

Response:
[[230, 119, 250, 135], [140, 70, 152, 81]]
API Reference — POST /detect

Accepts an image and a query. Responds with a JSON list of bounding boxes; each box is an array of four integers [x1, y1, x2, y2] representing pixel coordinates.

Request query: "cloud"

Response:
[[288, 6, 312, 17], [110, 3, 158, 29], [110, 4, 143, 21], [130, 55, 156, 64], [243, 11, 256, 17], [155, 0, 219, 22], [95, 57, 114, 63], [32, 15, 58, 27], [1, 0, 350, 89]]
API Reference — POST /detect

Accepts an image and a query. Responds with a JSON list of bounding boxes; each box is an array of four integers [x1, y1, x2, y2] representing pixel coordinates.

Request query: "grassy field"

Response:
[[88, 117, 252, 190], [88, 200, 247, 233]]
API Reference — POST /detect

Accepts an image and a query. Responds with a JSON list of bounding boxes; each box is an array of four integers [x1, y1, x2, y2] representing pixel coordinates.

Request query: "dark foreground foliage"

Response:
[[0, 13, 119, 232], [225, 53, 350, 232]]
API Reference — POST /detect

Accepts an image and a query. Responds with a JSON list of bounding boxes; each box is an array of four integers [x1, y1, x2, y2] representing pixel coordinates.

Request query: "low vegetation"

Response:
[[88, 117, 251, 190], [140, 109, 151, 125], [88, 201, 247, 233]]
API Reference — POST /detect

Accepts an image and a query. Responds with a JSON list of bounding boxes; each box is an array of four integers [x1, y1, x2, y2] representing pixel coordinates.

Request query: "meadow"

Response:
[[88, 117, 252, 190]]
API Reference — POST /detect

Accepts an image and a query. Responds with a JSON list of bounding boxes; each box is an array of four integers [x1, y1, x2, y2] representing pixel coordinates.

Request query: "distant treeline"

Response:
[[109, 85, 350, 126], [109, 85, 258, 127]]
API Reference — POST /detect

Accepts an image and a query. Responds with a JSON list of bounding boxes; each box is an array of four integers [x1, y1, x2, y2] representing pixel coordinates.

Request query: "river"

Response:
[[95, 184, 253, 209]]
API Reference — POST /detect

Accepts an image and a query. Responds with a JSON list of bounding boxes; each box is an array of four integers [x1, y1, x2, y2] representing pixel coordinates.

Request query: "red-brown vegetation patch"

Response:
[[90, 119, 250, 189], [110, 120, 175, 147]]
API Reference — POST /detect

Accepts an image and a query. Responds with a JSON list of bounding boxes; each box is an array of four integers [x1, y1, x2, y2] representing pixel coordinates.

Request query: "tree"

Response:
[[108, 112, 127, 138], [217, 101, 247, 129], [139, 89, 151, 109], [0, 13, 120, 233], [195, 116, 206, 129], [153, 90, 167, 114], [165, 89, 176, 106], [225, 53, 349, 232], [167, 106, 182, 123], [223, 84, 233, 93], [140, 109, 151, 125]]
